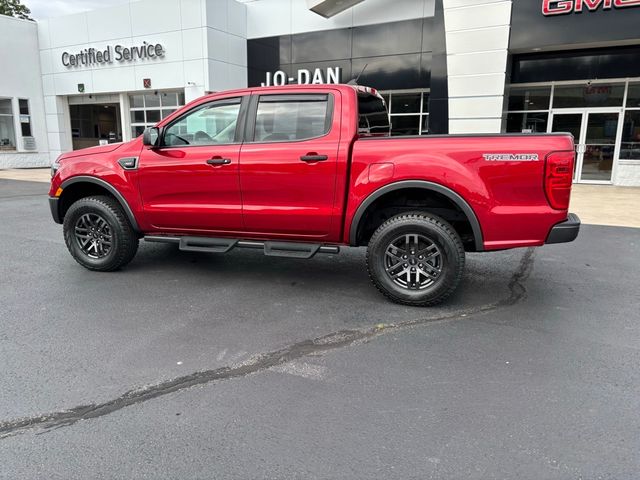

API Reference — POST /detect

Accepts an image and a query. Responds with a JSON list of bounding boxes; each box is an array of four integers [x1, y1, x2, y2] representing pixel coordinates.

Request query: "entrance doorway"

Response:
[[550, 109, 622, 183], [69, 103, 122, 150]]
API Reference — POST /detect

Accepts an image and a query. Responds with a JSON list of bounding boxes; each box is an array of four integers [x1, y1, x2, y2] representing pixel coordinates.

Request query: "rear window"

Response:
[[254, 94, 330, 142], [358, 94, 390, 136]]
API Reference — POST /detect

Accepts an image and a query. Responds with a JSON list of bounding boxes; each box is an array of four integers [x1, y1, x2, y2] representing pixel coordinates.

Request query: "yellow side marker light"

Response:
[[55, 187, 63, 197]]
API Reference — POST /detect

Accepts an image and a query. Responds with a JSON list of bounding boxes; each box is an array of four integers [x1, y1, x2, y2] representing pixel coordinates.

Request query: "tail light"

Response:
[[544, 151, 575, 210]]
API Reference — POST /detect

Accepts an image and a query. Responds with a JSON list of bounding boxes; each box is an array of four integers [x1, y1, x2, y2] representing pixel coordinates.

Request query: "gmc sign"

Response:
[[542, 0, 640, 15]]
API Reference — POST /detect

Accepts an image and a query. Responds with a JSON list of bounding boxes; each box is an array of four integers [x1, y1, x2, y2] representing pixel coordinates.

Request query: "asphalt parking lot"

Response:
[[1, 178, 639, 479]]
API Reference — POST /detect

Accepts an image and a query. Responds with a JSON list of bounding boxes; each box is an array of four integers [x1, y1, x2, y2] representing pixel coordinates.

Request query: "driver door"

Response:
[[138, 96, 247, 233]]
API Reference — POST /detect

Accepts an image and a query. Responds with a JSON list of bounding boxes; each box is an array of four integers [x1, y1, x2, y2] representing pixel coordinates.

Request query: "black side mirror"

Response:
[[142, 127, 160, 147]]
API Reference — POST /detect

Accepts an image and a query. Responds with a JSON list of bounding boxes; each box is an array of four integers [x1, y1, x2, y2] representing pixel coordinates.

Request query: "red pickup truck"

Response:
[[49, 84, 580, 306]]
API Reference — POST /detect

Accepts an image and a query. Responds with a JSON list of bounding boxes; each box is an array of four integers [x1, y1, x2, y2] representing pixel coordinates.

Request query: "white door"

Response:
[[550, 109, 622, 184]]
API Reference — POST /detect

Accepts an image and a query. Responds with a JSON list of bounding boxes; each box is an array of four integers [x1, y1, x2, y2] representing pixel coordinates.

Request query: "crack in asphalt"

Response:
[[0, 248, 536, 439]]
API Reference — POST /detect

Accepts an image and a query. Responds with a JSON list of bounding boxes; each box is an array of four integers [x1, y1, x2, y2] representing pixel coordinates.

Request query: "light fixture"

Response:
[[307, 0, 366, 18]]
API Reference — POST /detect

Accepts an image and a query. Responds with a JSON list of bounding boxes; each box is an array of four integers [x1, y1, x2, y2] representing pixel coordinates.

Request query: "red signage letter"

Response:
[[614, 0, 640, 6], [542, 0, 574, 15], [577, 0, 612, 11]]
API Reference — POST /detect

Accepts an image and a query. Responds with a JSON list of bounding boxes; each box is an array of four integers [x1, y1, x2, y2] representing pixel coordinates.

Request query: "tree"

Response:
[[0, 0, 33, 21]]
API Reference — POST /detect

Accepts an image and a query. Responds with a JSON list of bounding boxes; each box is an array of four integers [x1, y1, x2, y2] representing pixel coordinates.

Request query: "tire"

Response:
[[366, 213, 465, 306], [63, 195, 139, 272]]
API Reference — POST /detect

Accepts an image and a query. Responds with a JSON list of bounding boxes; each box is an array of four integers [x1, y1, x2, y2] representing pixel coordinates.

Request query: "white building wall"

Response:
[[443, 0, 511, 134], [615, 161, 640, 186], [205, 0, 248, 93], [37, 0, 247, 162], [0, 15, 49, 168]]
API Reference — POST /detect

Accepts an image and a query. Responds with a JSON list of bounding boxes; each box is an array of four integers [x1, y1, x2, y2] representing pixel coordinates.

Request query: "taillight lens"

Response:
[[544, 151, 575, 210]]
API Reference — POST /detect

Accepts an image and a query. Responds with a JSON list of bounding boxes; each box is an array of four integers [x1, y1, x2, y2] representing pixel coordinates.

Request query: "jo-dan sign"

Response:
[[261, 67, 342, 87]]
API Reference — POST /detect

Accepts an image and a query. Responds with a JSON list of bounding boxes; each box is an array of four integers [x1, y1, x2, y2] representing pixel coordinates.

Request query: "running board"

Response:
[[144, 236, 340, 259]]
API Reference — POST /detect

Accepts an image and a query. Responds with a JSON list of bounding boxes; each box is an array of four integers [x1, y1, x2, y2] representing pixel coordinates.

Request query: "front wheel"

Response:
[[63, 195, 139, 272], [366, 213, 465, 306]]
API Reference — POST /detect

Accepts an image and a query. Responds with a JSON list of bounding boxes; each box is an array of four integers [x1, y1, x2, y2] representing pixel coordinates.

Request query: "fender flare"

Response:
[[60, 176, 141, 233], [349, 180, 484, 251]]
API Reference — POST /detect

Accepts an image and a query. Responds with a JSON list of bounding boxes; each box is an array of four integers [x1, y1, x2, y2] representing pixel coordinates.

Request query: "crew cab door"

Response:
[[137, 96, 247, 232], [239, 91, 342, 239]]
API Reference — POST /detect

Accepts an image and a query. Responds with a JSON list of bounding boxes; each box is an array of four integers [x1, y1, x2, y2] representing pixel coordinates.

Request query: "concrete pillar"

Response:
[[443, 0, 511, 134]]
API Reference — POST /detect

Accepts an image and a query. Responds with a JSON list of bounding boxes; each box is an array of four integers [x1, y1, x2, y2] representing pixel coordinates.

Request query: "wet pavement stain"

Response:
[[0, 249, 535, 439]]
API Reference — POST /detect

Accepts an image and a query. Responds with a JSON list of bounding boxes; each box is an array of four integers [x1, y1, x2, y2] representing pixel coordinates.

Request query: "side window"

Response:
[[254, 95, 330, 143], [163, 99, 241, 146]]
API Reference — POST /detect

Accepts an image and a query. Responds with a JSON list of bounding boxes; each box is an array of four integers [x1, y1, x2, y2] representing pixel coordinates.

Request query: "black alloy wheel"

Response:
[[367, 213, 465, 306], [63, 195, 139, 271]]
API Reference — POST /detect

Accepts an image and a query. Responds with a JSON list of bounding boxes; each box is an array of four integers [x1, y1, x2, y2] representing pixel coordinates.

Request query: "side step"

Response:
[[145, 236, 340, 259]]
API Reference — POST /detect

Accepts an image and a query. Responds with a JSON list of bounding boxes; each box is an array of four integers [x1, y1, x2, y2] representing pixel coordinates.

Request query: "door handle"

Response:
[[207, 157, 232, 166], [300, 153, 328, 162]]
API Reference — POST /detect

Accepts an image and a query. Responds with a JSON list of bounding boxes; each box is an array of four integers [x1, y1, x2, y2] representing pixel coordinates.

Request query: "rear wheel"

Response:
[[63, 195, 139, 271], [366, 213, 465, 306]]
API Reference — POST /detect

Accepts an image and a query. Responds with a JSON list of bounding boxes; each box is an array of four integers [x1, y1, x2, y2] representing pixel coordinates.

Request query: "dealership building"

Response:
[[1, 0, 640, 186]]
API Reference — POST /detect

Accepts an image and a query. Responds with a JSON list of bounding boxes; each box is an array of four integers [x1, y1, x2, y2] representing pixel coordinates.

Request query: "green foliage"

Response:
[[0, 0, 33, 21]]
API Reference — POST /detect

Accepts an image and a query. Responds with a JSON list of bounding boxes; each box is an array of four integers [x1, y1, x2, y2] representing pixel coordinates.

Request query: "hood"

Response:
[[58, 142, 124, 160]]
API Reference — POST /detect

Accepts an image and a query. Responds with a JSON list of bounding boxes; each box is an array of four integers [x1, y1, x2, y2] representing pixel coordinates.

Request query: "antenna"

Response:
[[347, 63, 368, 85]]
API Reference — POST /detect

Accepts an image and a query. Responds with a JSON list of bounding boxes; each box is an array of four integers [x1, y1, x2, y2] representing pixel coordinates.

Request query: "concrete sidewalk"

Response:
[[1, 168, 638, 228], [0, 168, 51, 183], [570, 184, 640, 229]]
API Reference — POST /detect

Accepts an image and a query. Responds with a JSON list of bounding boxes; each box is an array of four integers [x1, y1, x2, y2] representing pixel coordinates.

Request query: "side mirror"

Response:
[[142, 127, 160, 147]]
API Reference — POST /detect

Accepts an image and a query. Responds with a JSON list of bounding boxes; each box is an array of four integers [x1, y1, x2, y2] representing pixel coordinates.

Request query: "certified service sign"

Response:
[[62, 42, 165, 68]]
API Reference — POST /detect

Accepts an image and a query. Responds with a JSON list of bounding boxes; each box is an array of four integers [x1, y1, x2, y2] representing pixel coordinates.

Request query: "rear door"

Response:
[[239, 91, 342, 239], [137, 96, 247, 232]]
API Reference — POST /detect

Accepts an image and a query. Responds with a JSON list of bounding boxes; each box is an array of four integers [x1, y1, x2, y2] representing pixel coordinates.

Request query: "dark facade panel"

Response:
[[428, 0, 448, 134], [247, 18, 438, 89], [352, 19, 423, 58], [247, 36, 292, 69], [291, 28, 352, 63], [247, 37, 283, 72], [352, 53, 422, 90], [246, 4, 448, 133], [510, 3, 640, 52], [512, 46, 640, 84], [419, 52, 432, 87], [421, 16, 438, 51], [279, 35, 292, 65]]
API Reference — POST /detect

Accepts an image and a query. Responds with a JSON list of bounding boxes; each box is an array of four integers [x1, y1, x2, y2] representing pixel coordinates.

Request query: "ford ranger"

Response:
[[49, 84, 580, 306]]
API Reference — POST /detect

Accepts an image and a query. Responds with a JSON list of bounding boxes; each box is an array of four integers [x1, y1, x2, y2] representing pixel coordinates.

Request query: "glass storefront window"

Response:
[[144, 93, 160, 108], [129, 90, 185, 138], [508, 87, 551, 111], [146, 110, 161, 123], [0, 99, 13, 115], [553, 84, 625, 108], [390, 93, 421, 114], [621, 110, 640, 160], [390, 115, 421, 136], [130, 110, 145, 123], [162, 109, 176, 119], [130, 95, 144, 108], [506, 112, 549, 133], [626, 83, 640, 108], [382, 90, 429, 136], [18, 99, 32, 137], [132, 125, 145, 138], [0, 99, 16, 150], [161, 92, 178, 107]]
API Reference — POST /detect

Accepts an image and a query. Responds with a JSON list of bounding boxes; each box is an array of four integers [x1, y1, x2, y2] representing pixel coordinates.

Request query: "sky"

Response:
[[25, 0, 131, 19]]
